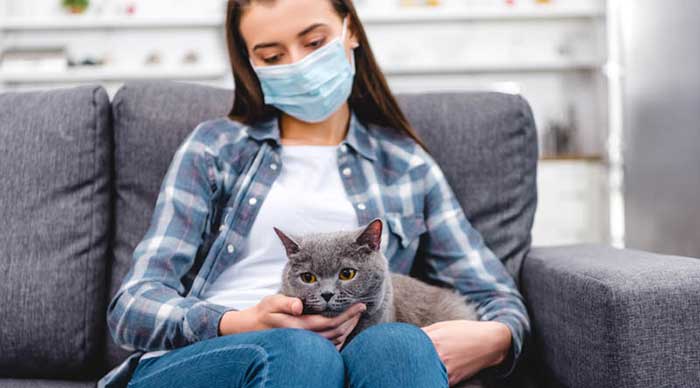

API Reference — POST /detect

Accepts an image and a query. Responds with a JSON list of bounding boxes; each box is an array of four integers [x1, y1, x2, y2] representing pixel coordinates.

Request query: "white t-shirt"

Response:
[[200, 143, 359, 310], [141, 144, 359, 361]]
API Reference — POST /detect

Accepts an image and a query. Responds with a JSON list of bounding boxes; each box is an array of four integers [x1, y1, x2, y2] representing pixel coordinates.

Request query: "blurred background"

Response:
[[0, 0, 698, 257]]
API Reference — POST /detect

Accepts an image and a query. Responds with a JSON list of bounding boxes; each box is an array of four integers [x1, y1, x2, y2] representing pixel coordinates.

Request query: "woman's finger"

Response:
[[328, 303, 366, 327], [263, 294, 303, 316], [317, 315, 355, 339], [271, 313, 307, 329], [316, 316, 355, 340], [335, 332, 350, 350], [319, 309, 362, 338], [297, 314, 337, 331], [316, 326, 343, 340]]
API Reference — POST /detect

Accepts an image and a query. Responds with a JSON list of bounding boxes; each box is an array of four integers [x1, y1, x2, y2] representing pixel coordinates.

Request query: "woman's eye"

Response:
[[308, 39, 324, 48], [263, 55, 280, 64], [338, 268, 357, 281], [300, 272, 317, 283]]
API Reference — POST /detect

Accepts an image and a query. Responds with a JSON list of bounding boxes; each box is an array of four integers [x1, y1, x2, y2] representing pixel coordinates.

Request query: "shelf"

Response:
[[0, 6, 605, 31], [382, 60, 603, 75], [357, 6, 605, 23], [0, 66, 227, 83], [540, 155, 604, 162], [0, 60, 599, 85], [0, 16, 225, 31]]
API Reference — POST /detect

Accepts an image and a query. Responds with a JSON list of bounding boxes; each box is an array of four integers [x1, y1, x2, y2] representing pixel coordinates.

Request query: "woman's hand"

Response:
[[421, 320, 512, 386], [219, 294, 366, 350]]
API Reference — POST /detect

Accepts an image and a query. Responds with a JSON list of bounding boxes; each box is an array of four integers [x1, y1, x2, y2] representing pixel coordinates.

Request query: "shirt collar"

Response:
[[246, 109, 377, 162]]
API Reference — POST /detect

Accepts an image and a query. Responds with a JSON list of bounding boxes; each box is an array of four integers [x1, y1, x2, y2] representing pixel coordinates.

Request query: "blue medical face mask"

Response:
[[249, 16, 356, 123]]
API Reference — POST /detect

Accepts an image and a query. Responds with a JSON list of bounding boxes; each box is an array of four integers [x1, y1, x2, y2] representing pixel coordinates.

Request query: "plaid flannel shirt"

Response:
[[99, 109, 531, 387]]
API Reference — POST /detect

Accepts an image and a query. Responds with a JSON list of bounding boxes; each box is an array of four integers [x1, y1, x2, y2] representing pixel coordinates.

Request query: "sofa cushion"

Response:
[[0, 380, 95, 388], [107, 81, 538, 367], [0, 86, 112, 378]]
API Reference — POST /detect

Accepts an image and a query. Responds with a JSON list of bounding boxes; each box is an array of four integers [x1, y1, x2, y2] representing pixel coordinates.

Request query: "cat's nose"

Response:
[[321, 292, 334, 302]]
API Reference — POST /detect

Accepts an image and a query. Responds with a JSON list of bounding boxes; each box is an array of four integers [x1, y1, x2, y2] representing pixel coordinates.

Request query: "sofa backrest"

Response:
[[0, 86, 112, 379], [107, 80, 539, 368], [0, 81, 538, 376]]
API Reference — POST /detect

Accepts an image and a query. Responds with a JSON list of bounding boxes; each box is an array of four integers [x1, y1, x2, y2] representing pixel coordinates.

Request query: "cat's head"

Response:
[[274, 218, 388, 317]]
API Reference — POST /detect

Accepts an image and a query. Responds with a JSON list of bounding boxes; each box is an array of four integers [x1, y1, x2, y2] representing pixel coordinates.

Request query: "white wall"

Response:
[[0, 0, 612, 245]]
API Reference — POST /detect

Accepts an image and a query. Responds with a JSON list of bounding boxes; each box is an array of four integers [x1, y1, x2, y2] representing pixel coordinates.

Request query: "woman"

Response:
[[99, 0, 530, 387]]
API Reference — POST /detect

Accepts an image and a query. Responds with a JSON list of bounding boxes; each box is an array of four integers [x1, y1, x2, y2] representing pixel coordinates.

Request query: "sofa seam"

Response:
[[102, 85, 118, 376], [81, 85, 99, 371], [106, 84, 123, 357]]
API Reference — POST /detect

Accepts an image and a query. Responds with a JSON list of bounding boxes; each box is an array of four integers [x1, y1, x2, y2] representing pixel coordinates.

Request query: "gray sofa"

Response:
[[0, 81, 698, 388]]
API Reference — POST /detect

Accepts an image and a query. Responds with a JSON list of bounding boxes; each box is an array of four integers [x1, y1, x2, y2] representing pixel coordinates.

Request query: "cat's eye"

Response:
[[300, 272, 317, 283], [338, 268, 357, 281]]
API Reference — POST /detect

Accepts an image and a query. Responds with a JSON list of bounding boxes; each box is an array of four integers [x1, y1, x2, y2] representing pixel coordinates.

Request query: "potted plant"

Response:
[[62, 0, 90, 14]]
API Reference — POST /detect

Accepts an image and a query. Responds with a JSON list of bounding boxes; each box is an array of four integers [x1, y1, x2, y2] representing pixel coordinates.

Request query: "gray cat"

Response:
[[273, 217, 488, 388]]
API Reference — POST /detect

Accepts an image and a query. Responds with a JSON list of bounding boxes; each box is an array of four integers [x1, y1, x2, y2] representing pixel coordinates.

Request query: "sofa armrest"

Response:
[[520, 244, 700, 388]]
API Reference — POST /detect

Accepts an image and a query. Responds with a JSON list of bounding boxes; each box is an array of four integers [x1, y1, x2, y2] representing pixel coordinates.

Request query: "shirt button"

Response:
[[219, 224, 225, 232], [248, 197, 257, 205], [340, 144, 348, 153], [342, 167, 352, 177], [226, 244, 235, 253], [357, 203, 366, 210], [270, 163, 278, 170]]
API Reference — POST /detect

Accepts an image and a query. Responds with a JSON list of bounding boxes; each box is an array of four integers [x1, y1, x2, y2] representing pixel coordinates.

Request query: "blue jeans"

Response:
[[127, 322, 448, 388]]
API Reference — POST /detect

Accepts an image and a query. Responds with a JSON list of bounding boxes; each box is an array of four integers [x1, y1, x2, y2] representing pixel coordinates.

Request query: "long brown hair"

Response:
[[225, 0, 431, 154]]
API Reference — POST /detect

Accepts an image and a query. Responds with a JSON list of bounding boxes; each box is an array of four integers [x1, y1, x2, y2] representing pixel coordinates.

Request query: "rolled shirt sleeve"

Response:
[[106, 125, 236, 352], [418, 151, 531, 378]]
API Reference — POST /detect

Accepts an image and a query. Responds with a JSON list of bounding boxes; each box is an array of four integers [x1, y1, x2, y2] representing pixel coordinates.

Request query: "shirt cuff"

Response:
[[485, 317, 523, 379], [184, 301, 237, 343]]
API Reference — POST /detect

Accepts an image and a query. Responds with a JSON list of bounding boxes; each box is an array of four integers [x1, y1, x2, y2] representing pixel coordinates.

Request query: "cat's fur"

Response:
[[274, 218, 488, 388]]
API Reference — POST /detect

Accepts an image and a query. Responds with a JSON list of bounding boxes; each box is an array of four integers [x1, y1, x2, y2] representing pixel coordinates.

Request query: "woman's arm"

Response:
[[107, 124, 236, 352], [416, 151, 531, 380], [422, 320, 512, 385]]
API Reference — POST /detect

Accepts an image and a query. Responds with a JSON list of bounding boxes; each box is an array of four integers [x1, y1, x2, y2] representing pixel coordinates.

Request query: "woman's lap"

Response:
[[128, 322, 447, 388], [341, 322, 448, 388]]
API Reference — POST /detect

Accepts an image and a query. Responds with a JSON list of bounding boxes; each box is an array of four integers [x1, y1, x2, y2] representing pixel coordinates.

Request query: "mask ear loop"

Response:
[[341, 15, 349, 41], [341, 16, 357, 74]]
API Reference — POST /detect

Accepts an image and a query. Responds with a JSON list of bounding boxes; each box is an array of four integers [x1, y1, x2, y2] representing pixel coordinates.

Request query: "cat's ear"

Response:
[[273, 226, 301, 257], [354, 218, 382, 252]]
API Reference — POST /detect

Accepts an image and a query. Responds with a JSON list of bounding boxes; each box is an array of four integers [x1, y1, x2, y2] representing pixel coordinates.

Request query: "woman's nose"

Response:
[[287, 48, 307, 64]]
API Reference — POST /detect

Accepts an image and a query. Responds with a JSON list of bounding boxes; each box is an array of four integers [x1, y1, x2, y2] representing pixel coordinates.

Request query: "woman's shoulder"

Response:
[[190, 116, 251, 146], [184, 116, 259, 159], [367, 122, 437, 180]]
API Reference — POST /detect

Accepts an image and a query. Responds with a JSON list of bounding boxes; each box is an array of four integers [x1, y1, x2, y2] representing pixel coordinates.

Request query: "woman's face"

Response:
[[239, 0, 358, 68]]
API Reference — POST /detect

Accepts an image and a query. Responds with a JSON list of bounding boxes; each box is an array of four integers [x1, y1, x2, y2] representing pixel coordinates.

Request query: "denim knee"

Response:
[[346, 322, 438, 358], [256, 328, 345, 387], [128, 328, 345, 388], [342, 322, 448, 388], [260, 327, 341, 362]]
